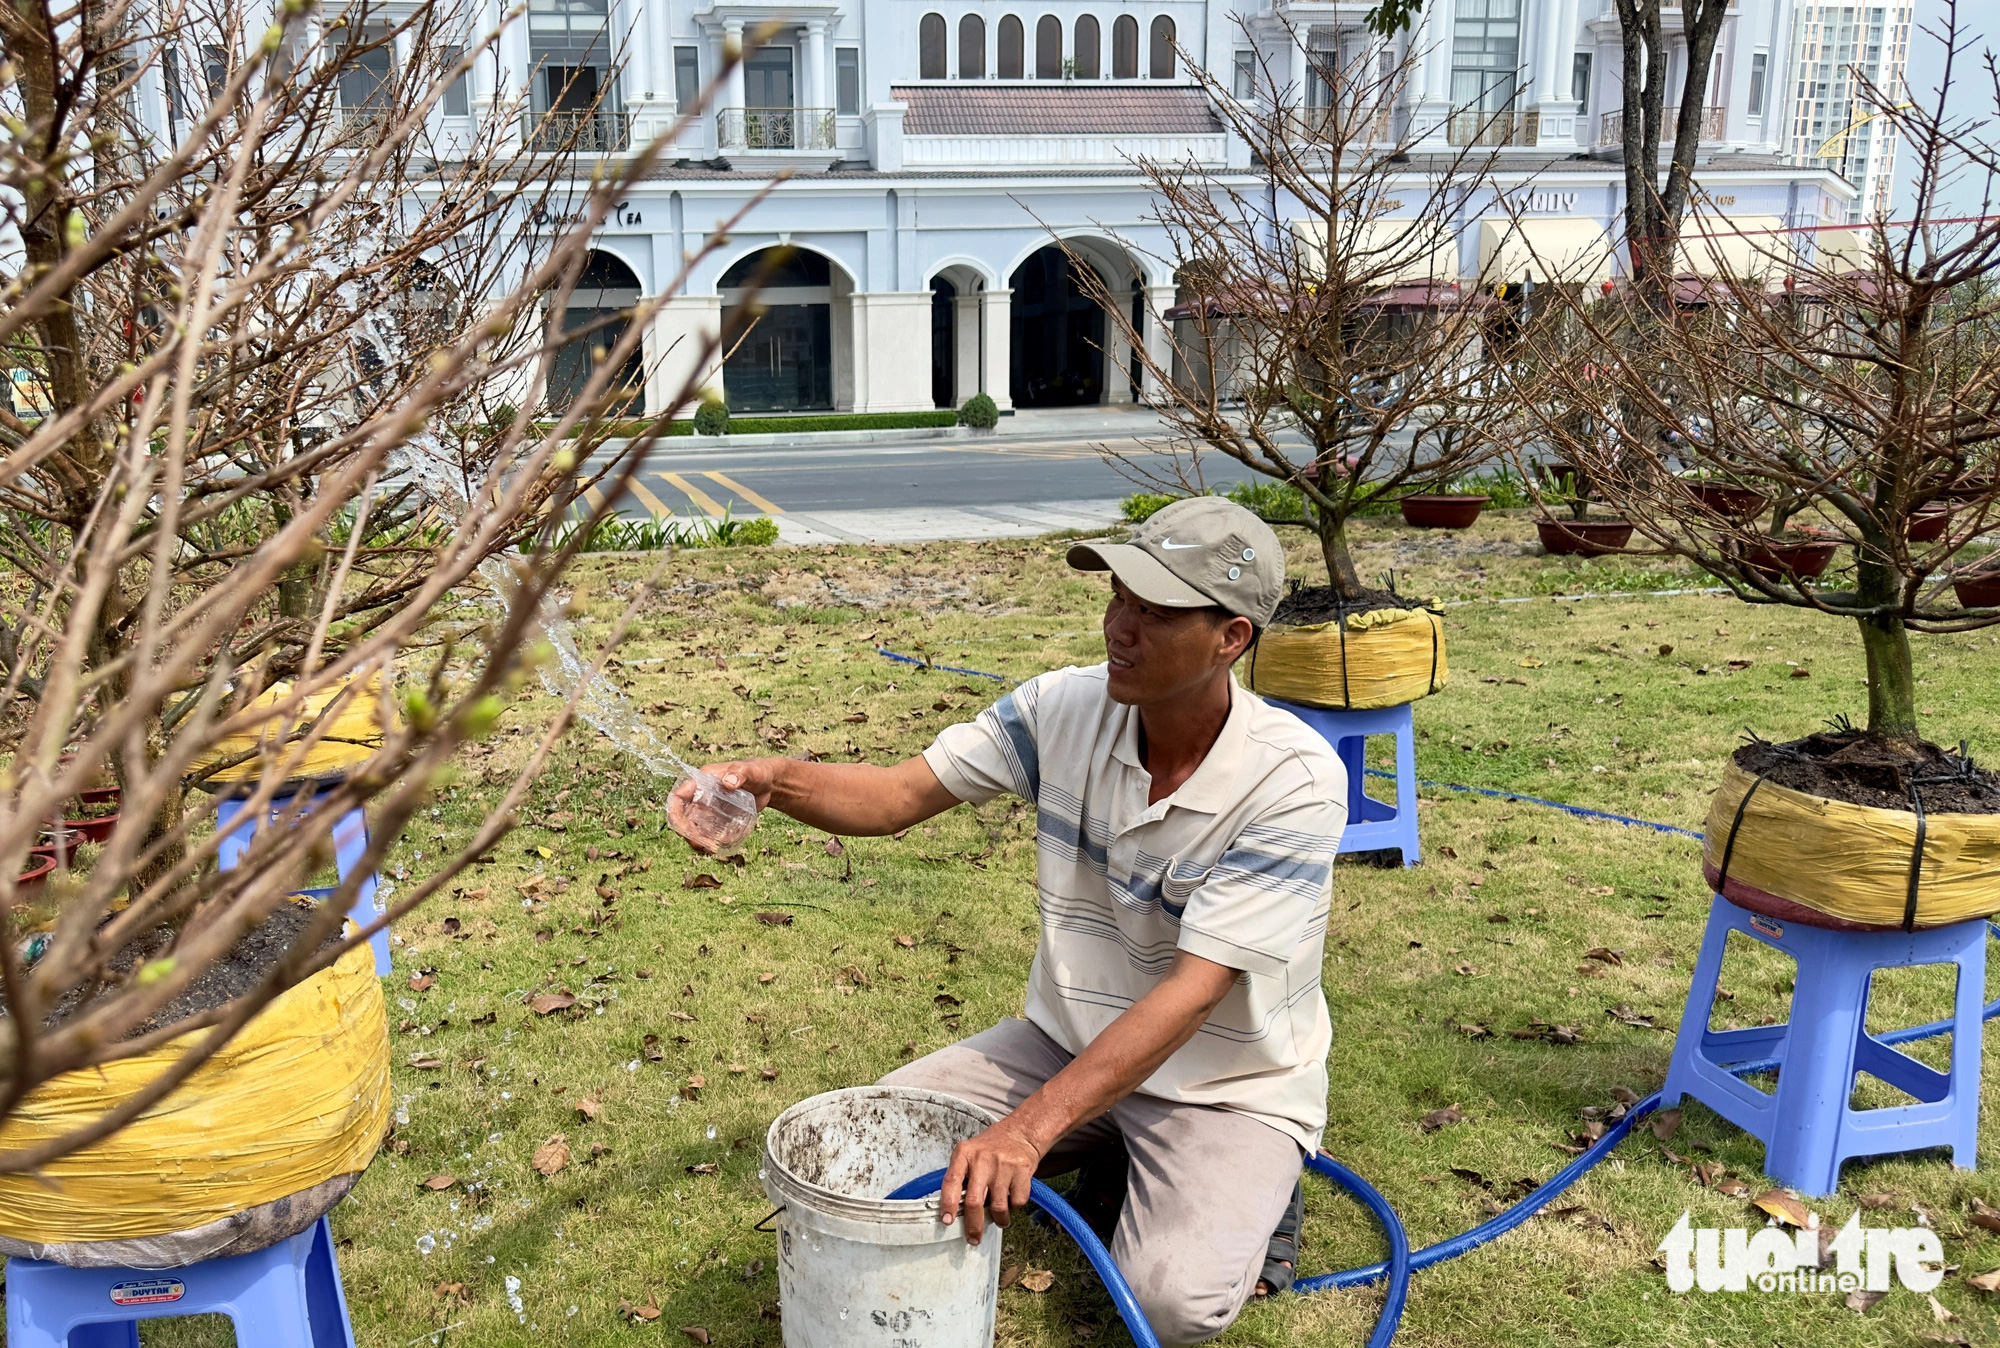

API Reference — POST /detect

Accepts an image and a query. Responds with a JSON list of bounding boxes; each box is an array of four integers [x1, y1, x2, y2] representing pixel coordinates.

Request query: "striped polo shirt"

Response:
[[922, 663, 1346, 1151]]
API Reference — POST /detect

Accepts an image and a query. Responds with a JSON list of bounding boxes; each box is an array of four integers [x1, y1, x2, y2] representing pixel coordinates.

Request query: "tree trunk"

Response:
[[1857, 614, 1918, 740], [1318, 512, 1365, 599]]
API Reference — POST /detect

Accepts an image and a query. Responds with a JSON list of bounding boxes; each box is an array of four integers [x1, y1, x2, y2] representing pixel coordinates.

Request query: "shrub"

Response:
[[693, 396, 729, 435], [1121, 492, 1179, 523], [489, 402, 517, 429], [733, 516, 780, 546], [957, 392, 999, 429], [1226, 479, 1311, 522]]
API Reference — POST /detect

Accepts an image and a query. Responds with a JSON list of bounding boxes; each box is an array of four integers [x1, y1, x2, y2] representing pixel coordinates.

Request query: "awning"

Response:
[[1809, 227, 1869, 274], [1478, 218, 1615, 285], [1674, 215, 1791, 277], [1292, 216, 1460, 283]]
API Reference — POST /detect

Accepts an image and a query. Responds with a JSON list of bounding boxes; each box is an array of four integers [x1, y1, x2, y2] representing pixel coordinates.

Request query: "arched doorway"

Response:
[[1009, 246, 1105, 407], [548, 249, 644, 413], [720, 247, 837, 412], [931, 276, 956, 409]]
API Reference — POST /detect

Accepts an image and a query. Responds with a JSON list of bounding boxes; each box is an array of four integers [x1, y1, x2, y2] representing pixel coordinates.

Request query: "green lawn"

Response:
[[175, 513, 2000, 1345]]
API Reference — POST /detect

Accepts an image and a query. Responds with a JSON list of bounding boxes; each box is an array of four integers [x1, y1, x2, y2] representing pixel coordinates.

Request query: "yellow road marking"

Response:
[[627, 477, 674, 518], [660, 471, 726, 516], [578, 481, 606, 510], [701, 470, 785, 514]]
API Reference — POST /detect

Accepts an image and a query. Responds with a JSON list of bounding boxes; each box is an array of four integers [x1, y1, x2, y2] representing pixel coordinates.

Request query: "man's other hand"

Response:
[[937, 1117, 1043, 1245]]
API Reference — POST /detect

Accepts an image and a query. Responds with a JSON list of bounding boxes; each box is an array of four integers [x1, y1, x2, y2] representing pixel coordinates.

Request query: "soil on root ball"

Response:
[[36, 900, 344, 1037], [1270, 585, 1431, 626], [1735, 729, 2000, 815]]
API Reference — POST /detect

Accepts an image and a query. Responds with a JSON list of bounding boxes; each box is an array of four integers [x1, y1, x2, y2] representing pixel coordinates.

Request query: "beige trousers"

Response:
[[880, 1018, 1303, 1346]]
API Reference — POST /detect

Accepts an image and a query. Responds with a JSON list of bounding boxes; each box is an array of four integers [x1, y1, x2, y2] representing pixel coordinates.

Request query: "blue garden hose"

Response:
[[886, 921, 2000, 1348]]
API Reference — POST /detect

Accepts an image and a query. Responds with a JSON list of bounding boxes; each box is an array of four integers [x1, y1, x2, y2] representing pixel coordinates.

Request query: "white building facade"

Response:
[[1786, 2, 1912, 222], [135, 0, 1862, 414]]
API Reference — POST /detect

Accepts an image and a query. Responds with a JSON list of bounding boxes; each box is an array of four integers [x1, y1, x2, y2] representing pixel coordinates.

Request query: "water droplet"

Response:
[[416, 1233, 436, 1254], [705, 1125, 717, 1140], [398, 998, 417, 1012], [839, 1308, 848, 1321], [757, 1168, 768, 1181], [488, 1132, 503, 1144], [626, 1059, 640, 1072], [567, 1306, 579, 1317], [501, 1091, 511, 1100], [394, 1107, 411, 1126]]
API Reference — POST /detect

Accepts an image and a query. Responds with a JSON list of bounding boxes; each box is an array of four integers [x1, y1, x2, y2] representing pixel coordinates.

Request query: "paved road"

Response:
[[578, 408, 1269, 543]]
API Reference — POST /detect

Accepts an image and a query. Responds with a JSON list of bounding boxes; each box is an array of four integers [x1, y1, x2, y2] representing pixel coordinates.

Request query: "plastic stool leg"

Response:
[[1760, 925, 1868, 1196], [1946, 932, 1984, 1170], [302, 1217, 359, 1348], [1391, 707, 1419, 866], [324, 798, 388, 976], [215, 796, 256, 872], [1661, 895, 1735, 1110], [67, 1323, 142, 1348]]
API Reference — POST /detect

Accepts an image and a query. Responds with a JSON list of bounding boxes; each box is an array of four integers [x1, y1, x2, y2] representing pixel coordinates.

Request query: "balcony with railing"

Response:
[[1283, 105, 1395, 146], [526, 109, 632, 153], [1446, 109, 1540, 147], [1596, 105, 1727, 147], [718, 107, 836, 152]]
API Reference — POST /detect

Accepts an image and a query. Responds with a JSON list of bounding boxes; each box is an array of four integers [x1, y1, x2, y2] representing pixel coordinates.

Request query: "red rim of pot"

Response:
[[1535, 518, 1634, 556], [44, 812, 120, 846], [1685, 482, 1770, 519], [1399, 494, 1490, 529], [1909, 505, 1952, 543], [1737, 537, 1841, 579], [1955, 569, 2000, 610], [16, 852, 56, 888]]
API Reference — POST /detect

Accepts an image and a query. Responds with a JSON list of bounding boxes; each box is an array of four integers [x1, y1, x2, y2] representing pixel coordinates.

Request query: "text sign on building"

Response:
[[1513, 190, 1579, 213]]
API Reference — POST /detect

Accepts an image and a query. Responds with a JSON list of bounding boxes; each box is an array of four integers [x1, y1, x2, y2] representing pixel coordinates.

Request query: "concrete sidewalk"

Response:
[[773, 497, 1124, 544]]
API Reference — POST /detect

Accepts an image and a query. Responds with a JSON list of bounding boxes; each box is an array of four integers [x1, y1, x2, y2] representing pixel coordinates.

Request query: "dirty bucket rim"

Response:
[[762, 1085, 997, 1213]]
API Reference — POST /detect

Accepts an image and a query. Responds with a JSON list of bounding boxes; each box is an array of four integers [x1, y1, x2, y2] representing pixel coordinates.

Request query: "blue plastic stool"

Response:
[[216, 786, 389, 975], [5, 1215, 355, 1347], [1267, 700, 1420, 866], [1662, 894, 1985, 1197]]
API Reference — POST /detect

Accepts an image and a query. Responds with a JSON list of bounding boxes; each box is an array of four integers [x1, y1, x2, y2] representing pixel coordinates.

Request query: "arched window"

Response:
[[1149, 16, 1176, 78], [958, 14, 986, 78], [998, 15, 1025, 77], [1073, 15, 1100, 78], [919, 13, 946, 79], [1035, 15, 1061, 78], [1112, 15, 1138, 77]]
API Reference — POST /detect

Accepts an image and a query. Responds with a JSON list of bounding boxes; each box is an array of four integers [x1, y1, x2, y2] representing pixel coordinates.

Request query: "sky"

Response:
[[1891, 0, 1995, 221]]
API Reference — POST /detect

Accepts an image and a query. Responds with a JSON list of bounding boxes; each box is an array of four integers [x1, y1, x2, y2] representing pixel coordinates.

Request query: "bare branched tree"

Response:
[[1080, 28, 1507, 604], [0, 0, 759, 1165], [1510, 33, 2000, 742]]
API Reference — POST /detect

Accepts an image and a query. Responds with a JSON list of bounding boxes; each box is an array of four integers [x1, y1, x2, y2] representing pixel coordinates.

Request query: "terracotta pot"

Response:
[[1399, 494, 1489, 529], [76, 785, 121, 807], [1686, 482, 1769, 519], [1738, 536, 1842, 580], [1941, 475, 1994, 502], [45, 812, 119, 848], [16, 849, 55, 889], [1909, 506, 1952, 543], [1536, 518, 1634, 556], [1955, 567, 2000, 610]]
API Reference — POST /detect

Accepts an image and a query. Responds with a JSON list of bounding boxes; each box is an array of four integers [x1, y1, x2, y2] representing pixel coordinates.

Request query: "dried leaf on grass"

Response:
[[529, 991, 576, 1015], [756, 911, 794, 926], [420, 1173, 456, 1191], [1930, 1294, 1958, 1324], [1846, 1289, 1886, 1313], [1966, 1268, 2000, 1293], [1019, 1268, 1055, 1293], [676, 1323, 705, 1341], [999, 1264, 1022, 1290], [1583, 947, 1623, 965], [824, 836, 845, 857], [1752, 1188, 1811, 1228], [532, 1134, 571, 1177], [683, 873, 722, 890], [1650, 1108, 1682, 1141], [1419, 1104, 1468, 1133], [575, 1092, 603, 1123], [1968, 1197, 2000, 1233]]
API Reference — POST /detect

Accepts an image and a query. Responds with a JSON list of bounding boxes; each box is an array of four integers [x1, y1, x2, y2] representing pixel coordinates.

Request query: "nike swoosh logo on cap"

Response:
[[1156, 538, 1202, 550]]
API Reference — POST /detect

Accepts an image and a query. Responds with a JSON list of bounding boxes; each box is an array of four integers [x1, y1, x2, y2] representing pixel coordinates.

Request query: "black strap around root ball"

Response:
[[1719, 767, 1935, 932]]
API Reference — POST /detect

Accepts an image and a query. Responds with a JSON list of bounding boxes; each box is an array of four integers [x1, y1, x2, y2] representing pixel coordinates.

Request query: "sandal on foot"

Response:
[[1255, 1179, 1304, 1297]]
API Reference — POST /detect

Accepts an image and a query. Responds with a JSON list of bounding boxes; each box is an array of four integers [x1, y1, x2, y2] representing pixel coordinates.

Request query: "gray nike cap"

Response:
[[1067, 496, 1285, 627]]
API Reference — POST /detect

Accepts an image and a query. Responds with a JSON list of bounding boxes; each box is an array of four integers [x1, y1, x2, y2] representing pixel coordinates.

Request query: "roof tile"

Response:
[[892, 85, 1222, 137]]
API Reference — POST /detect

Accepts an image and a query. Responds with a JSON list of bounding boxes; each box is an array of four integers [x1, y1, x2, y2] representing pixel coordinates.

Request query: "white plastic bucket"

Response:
[[762, 1087, 1005, 1348]]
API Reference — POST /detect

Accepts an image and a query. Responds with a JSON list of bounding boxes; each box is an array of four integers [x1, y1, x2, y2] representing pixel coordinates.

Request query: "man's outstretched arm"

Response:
[[670, 754, 962, 844], [936, 950, 1241, 1244]]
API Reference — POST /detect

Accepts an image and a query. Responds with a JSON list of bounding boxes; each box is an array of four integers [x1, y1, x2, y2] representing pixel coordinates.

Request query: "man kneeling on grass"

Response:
[[671, 498, 1345, 1344]]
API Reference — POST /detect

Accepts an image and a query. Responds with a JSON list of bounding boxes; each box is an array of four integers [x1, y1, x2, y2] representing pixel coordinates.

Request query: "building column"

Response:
[[1532, 0, 1581, 147], [804, 20, 828, 111], [720, 18, 747, 148], [1140, 284, 1176, 404], [647, 294, 724, 415], [848, 292, 935, 413], [953, 293, 982, 405], [498, 6, 531, 108], [980, 287, 1013, 411], [1408, 8, 1453, 145]]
